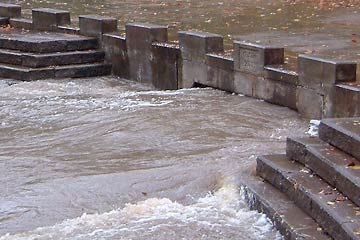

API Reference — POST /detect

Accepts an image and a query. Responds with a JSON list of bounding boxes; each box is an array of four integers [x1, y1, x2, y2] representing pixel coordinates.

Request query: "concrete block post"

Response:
[[79, 15, 118, 37], [102, 34, 129, 79], [0, 3, 21, 18], [233, 41, 284, 97], [178, 31, 223, 88], [32, 8, 70, 30], [297, 55, 357, 119], [233, 41, 284, 75], [298, 55, 356, 92], [125, 22, 168, 84], [205, 54, 234, 91], [151, 43, 180, 90]]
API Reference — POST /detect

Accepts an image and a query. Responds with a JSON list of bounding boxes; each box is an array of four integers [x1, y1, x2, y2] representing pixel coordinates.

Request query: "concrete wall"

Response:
[[1, 3, 359, 119]]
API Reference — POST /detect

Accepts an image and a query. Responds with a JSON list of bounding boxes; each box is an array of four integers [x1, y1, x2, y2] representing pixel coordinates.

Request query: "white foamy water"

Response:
[[0, 183, 281, 240]]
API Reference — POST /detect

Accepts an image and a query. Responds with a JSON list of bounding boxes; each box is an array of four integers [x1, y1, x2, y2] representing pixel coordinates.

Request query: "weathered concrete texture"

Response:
[[53, 26, 80, 35], [79, 15, 117, 37], [233, 71, 258, 97], [0, 48, 105, 68], [181, 59, 207, 88], [32, 8, 70, 31], [298, 55, 357, 94], [205, 54, 234, 92], [259, 66, 299, 109], [257, 154, 360, 240], [151, 43, 180, 90], [179, 31, 223, 62], [102, 34, 129, 79], [126, 22, 168, 84], [319, 118, 360, 160], [0, 29, 111, 81], [9, 18, 33, 30], [0, 32, 98, 53], [0, 62, 111, 81], [325, 84, 360, 118], [234, 41, 284, 75], [241, 176, 330, 240], [287, 137, 360, 207], [296, 87, 324, 119], [0, 3, 21, 18], [178, 31, 223, 89]]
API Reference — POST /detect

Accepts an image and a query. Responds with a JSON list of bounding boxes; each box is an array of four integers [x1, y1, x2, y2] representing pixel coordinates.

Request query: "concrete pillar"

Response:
[[297, 55, 357, 119], [32, 8, 70, 30], [126, 22, 168, 84], [178, 31, 223, 88], [0, 3, 21, 18], [79, 15, 117, 37], [233, 41, 284, 97], [298, 55, 356, 92]]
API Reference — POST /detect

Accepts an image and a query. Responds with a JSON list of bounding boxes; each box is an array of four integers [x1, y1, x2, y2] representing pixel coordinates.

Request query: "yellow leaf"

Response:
[[327, 201, 335, 205], [350, 166, 360, 170]]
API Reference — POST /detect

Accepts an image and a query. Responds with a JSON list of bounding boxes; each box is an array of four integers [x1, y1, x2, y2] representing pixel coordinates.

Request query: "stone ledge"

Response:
[[319, 118, 360, 160], [286, 137, 360, 207], [79, 15, 118, 37], [241, 175, 330, 240], [32, 8, 70, 30], [0, 3, 21, 18], [205, 53, 234, 71], [257, 154, 360, 240], [264, 65, 299, 85]]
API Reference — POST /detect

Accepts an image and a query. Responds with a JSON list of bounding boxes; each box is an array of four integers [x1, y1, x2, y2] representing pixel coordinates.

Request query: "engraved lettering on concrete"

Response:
[[239, 48, 260, 74]]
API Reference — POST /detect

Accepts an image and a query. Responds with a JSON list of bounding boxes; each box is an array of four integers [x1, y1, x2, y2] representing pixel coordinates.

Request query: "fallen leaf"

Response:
[[327, 201, 335, 205], [335, 196, 347, 202]]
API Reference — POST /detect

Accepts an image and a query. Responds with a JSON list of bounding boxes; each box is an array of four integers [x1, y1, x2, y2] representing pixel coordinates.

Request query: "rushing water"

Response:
[[0, 77, 307, 239], [1, 0, 336, 238]]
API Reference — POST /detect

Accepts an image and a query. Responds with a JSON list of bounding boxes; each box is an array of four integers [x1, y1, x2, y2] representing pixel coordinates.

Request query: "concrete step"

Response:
[[0, 48, 105, 67], [241, 176, 330, 240], [287, 137, 360, 207], [0, 62, 111, 81], [257, 154, 360, 240], [319, 118, 360, 160], [0, 33, 98, 53]]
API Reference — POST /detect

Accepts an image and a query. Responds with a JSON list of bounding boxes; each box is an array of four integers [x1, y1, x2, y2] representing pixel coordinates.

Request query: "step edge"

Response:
[[257, 154, 360, 240], [240, 176, 331, 240]]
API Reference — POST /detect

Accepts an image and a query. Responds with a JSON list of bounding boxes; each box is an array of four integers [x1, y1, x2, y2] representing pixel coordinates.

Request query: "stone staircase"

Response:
[[0, 29, 111, 81], [256, 118, 360, 240]]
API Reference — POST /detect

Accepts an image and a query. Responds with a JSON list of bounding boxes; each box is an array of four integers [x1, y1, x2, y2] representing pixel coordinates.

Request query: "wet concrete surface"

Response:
[[7, 0, 360, 68]]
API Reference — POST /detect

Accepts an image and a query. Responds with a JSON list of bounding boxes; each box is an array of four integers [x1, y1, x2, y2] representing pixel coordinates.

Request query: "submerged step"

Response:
[[0, 32, 98, 53], [0, 48, 105, 67], [287, 137, 360, 207], [319, 118, 360, 160], [241, 176, 330, 240], [0, 62, 111, 81], [257, 154, 360, 240]]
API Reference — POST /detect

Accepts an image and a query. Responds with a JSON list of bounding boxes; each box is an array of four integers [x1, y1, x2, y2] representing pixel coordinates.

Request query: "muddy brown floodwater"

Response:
[[1, 0, 358, 239], [0, 77, 307, 239]]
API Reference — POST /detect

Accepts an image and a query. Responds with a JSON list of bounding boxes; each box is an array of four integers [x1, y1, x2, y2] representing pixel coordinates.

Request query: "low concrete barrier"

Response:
[[0, 3, 359, 119]]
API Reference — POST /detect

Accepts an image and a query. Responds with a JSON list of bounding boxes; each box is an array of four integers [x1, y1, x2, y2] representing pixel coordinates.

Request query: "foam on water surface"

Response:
[[0, 77, 306, 238], [0, 183, 281, 240]]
